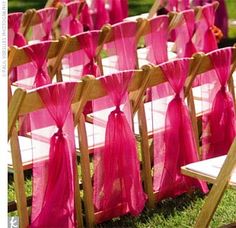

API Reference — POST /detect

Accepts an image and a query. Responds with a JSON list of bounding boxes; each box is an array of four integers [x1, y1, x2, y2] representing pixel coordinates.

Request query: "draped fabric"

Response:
[[32, 8, 57, 41], [103, 21, 137, 74], [93, 72, 146, 221], [60, 1, 83, 36], [8, 12, 27, 47], [62, 30, 101, 81], [201, 47, 236, 159], [80, 3, 94, 31], [15, 41, 52, 89], [153, 59, 208, 200], [166, 0, 190, 11], [108, 0, 128, 24], [77, 31, 101, 76], [8, 13, 27, 83], [90, 0, 109, 29], [194, 3, 217, 52], [175, 9, 197, 58], [30, 82, 77, 227], [145, 15, 168, 64], [193, 0, 228, 38], [16, 41, 52, 136], [144, 16, 169, 101]]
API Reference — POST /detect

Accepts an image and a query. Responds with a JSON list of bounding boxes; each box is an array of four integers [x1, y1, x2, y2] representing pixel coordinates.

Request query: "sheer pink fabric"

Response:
[[77, 31, 101, 76], [14, 41, 52, 89], [175, 9, 197, 58], [145, 15, 168, 64], [90, 0, 109, 29], [103, 21, 137, 73], [8, 12, 27, 47], [201, 47, 236, 159], [93, 71, 146, 222], [8, 13, 27, 83], [194, 3, 217, 52], [108, 0, 128, 24], [166, 0, 190, 11], [60, 1, 83, 36], [29, 82, 77, 227], [62, 30, 101, 81], [80, 3, 94, 30], [143, 16, 169, 101], [153, 59, 208, 200], [193, 0, 228, 38], [32, 8, 57, 41]]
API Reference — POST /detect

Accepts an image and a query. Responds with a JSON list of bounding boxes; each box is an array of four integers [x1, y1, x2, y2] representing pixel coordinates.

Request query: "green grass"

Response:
[[97, 188, 236, 228], [8, 175, 236, 227]]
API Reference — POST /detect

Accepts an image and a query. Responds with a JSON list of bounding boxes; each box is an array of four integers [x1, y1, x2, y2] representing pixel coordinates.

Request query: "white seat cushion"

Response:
[[184, 155, 236, 186]]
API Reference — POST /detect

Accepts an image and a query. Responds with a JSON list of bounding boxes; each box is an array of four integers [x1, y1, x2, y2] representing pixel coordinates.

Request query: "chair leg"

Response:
[[77, 115, 95, 228], [138, 103, 155, 208], [194, 139, 236, 228], [10, 128, 29, 227]]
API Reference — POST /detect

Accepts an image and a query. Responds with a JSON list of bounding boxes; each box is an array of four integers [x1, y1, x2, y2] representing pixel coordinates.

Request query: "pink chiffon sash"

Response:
[[60, 1, 83, 35], [153, 59, 208, 200], [194, 3, 217, 52], [80, 3, 94, 30], [166, 0, 190, 11], [32, 8, 57, 41], [93, 72, 146, 221], [77, 31, 101, 76], [90, 0, 109, 29], [8, 12, 27, 47], [16, 41, 52, 89], [62, 30, 101, 82], [8, 13, 27, 83], [105, 21, 137, 72], [202, 47, 236, 159], [193, 0, 228, 38], [145, 15, 168, 64], [30, 82, 77, 227], [175, 9, 197, 57], [108, 0, 128, 24]]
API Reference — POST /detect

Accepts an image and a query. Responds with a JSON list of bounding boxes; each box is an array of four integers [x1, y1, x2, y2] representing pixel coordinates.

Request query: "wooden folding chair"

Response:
[[101, 20, 140, 75], [181, 138, 236, 228], [134, 56, 208, 205], [8, 39, 67, 90], [193, 1, 219, 53], [52, 24, 111, 82], [7, 40, 69, 173], [185, 47, 236, 159], [8, 82, 85, 227], [54, 0, 89, 38], [135, 14, 177, 69], [8, 10, 34, 47], [25, 7, 62, 42], [72, 67, 155, 227]]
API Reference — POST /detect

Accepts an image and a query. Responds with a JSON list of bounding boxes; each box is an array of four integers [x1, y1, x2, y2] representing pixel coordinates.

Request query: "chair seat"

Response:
[[181, 155, 236, 188], [192, 83, 215, 117], [102, 42, 176, 75], [8, 136, 49, 171], [74, 122, 105, 152], [61, 65, 83, 81], [8, 123, 106, 171]]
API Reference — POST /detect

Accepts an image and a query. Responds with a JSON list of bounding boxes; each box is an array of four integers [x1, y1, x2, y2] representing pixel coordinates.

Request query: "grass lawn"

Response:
[[8, 0, 236, 227]]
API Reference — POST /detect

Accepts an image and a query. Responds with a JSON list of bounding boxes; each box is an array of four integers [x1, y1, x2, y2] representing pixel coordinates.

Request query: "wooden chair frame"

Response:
[[8, 81, 87, 227], [52, 24, 111, 82], [8, 38, 68, 89]]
